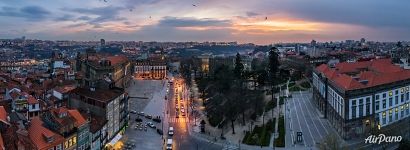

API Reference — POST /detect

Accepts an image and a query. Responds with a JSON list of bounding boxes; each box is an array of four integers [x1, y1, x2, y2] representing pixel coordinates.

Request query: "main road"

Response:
[[165, 76, 222, 150]]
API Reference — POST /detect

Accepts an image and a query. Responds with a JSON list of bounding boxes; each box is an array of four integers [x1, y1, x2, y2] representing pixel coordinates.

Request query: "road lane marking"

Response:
[[296, 96, 316, 145], [300, 92, 323, 140], [303, 92, 330, 135], [292, 95, 306, 146]]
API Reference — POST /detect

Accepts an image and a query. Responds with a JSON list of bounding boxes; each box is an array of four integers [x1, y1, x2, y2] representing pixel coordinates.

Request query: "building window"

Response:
[[389, 98, 393, 107], [396, 90, 399, 95], [395, 96, 399, 105], [383, 93, 386, 98], [401, 94, 405, 103], [389, 109, 393, 122], [359, 99, 363, 104], [401, 87, 405, 93], [366, 103, 371, 115], [382, 112, 386, 124], [383, 99, 386, 109], [389, 91, 393, 96], [56, 144, 62, 150], [376, 95, 380, 100], [401, 105, 405, 118], [395, 108, 399, 120], [352, 106, 357, 118], [376, 101, 380, 111]]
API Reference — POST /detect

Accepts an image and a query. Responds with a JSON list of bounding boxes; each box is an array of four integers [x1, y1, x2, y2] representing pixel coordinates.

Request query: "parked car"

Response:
[[130, 110, 137, 114], [147, 122, 156, 128], [153, 117, 161, 123], [145, 115, 153, 119], [135, 118, 142, 122], [157, 129, 163, 135], [138, 112, 145, 116]]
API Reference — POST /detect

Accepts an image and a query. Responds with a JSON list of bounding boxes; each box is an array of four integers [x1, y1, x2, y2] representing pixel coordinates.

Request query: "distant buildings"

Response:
[[134, 59, 167, 80], [100, 39, 105, 47], [313, 58, 410, 139]]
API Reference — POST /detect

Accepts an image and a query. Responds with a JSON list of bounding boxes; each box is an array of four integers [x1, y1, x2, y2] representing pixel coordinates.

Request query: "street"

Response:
[[120, 76, 222, 150]]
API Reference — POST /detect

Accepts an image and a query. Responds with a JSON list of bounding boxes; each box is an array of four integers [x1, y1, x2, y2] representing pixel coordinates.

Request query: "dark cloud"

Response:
[[62, 6, 125, 24], [246, 11, 259, 17], [158, 17, 231, 27], [54, 14, 75, 21], [0, 6, 50, 21], [77, 16, 92, 21]]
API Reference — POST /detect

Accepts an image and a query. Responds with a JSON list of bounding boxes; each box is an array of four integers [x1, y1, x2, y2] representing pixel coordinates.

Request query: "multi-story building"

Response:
[[76, 51, 132, 89], [69, 86, 128, 149], [134, 59, 167, 80], [28, 117, 65, 150], [313, 58, 410, 139], [67, 109, 90, 150]]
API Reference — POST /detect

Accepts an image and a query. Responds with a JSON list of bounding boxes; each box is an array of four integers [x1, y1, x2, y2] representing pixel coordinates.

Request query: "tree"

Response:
[[318, 133, 344, 150], [234, 53, 244, 79], [268, 47, 279, 85]]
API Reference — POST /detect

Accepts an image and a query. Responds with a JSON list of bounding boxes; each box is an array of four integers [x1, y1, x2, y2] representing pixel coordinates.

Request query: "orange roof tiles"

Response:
[[68, 109, 87, 127], [28, 117, 64, 150], [0, 132, 4, 150], [0, 106, 8, 124], [106, 55, 128, 65], [316, 58, 410, 90], [27, 96, 38, 105]]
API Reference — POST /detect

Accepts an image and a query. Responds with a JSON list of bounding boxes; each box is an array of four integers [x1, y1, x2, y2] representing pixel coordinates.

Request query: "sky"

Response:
[[0, 0, 409, 44]]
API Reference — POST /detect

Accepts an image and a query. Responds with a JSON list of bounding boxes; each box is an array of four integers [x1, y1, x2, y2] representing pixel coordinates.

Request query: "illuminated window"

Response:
[[73, 137, 77, 144], [395, 108, 398, 112], [389, 109, 393, 116], [407, 87, 409, 91], [69, 139, 72, 147], [389, 91, 393, 96], [401, 105, 404, 110], [65, 141, 68, 148], [401, 88, 404, 92], [382, 112, 386, 118]]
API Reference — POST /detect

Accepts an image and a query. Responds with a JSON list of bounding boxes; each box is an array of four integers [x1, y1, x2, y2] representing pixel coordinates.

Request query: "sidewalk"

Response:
[[187, 78, 293, 150]]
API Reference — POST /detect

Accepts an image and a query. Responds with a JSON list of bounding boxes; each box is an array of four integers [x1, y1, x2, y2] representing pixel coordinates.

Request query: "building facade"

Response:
[[134, 60, 167, 80], [313, 59, 410, 140]]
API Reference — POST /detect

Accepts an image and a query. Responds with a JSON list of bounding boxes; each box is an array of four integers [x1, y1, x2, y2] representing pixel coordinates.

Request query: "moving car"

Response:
[[166, 139, 173, 150], [168, 127, 174, 136]]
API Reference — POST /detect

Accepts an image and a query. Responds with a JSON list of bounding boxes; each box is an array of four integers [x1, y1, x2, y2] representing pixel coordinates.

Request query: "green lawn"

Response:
[[243, 119, 276, 146], [275, 116, 285, 147]]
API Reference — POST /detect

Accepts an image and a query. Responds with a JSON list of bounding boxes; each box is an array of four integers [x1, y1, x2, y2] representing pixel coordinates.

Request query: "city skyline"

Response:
[[1, 0, 410, 44]]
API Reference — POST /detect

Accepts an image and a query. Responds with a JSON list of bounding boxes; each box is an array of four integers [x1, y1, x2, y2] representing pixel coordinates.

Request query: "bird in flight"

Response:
[[192, 4, 197, 7], [265, 17, 268, 20], [149, 16, 152, 19], [103, 0, 107, 2]]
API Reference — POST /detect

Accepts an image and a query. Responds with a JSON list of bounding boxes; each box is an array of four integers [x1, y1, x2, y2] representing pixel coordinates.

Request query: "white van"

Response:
[[166, 139, 173, 150], [168, 127, 174, 136]]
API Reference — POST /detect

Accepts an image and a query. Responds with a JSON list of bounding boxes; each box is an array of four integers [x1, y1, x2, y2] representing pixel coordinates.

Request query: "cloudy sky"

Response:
[[0, 0, 409, 44]]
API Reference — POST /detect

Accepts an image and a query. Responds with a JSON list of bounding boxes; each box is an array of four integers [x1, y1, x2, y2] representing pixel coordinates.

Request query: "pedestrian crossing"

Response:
[[168, 117, 189, 123]]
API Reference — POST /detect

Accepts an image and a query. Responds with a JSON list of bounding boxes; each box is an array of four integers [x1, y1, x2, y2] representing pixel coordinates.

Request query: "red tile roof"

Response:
[[0, 106, 8, 124], [27, 95, 38, 105], [0, 132, 4, 150], [67, 109, 87, 127], [106, 55, 128, 65], [315, 58, 410, 90], [28, 117, 65, 150]]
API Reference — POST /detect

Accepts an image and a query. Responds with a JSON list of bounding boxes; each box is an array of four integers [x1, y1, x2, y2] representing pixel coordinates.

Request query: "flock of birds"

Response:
[[99, 0, 268, 20]]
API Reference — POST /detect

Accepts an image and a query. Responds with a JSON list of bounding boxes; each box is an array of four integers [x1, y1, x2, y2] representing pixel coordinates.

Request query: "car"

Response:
[[145, 115, 153, 119], [135, 118, 142, 122], [168, 127, 174, 136], [130, 110, 137, 114], [166, 139, 173, 150], [153, 116, 161, 123], [138, 112, 145, 116], [181, 106, 184, 109], [134, 126, 138, 129], [139, 127, 143, 130], [157, 129, 163, 135], [175, 105, 179, 110], [147, 122, 156, 128], [181, 109, 185, 113]]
